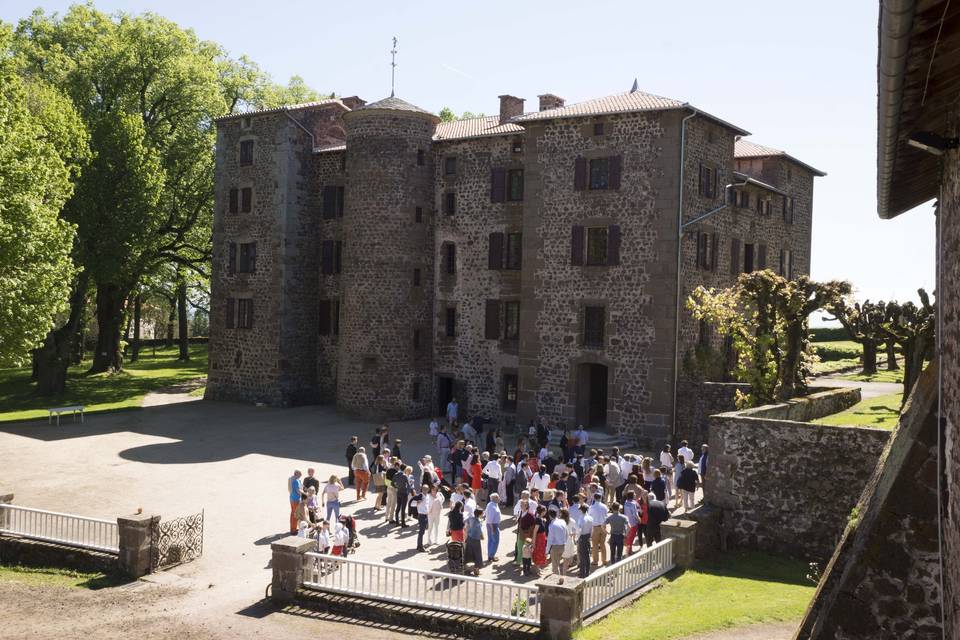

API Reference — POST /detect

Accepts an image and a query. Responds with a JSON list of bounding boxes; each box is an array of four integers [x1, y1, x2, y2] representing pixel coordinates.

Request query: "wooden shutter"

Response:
[[779, 249, 785, 276], [241, 187, 252, 213], [698, 164, 705, 196], [730, 238, 741, 275], [321, 240, 334, 274], [245, 298, 254, 328], [225, 297, 235, 329], [608, 155, 622, 190], [228, 242, 237, 274], [711, 233, 719, 271], [488, 232, 504, 269], [334, 240, 343, 274], [249, 242, 256, 273], [337, 186, 345, 217], [229, 189, 238, 214], [491, 168, 507, 202], [571, 225, 585, 265], [322, 186, 337, 218], [695, 232, 703, 268], [712, 168, 718, 199], [757, 244, 767, 269], [318, 300, 331, 335], [607, 225, 621, 265], [574, 157, 587, 191], [485, 300, 501, 339]]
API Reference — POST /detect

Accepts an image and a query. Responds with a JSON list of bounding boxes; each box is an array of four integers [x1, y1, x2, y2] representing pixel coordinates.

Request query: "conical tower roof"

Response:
[[352, 96, 436, 117]]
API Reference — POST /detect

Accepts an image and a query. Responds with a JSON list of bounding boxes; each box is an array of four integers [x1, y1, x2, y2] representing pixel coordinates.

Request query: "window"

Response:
[[695, 231, 719, 271], [512, 140, 522, 153], [574, 156, 622, 191], [417, 149, 425, 166], [445, 307, 457, 337], [225, 297, 235, 328], [237, 298, 254, 329], [698, 164, 717, 199], [322, 185, 344, 219], [241, 117, 252, 129], [783, 196, 795, 224], [506, 232, 522, 270], [413, 328, 421, 350], [229, 188, 239, 214], [444, 156, 457, 176], [241, 187, 252, 213], [586, 227, 609, 265], [757, 244, 768, 270], [502, 373, 518, 411], [593, 122, 605, 136], [415, 206, 423, 223], [504, 301, 520, 340], [238, 242, 257, 273], [444, 243, 456, 275], [698, 319, 712, 348], [584, 306, 605, 347], [239, 140, 254, 166], [730, 238, 741, 275], [780, 248, 794, 279], [412, 381, 421, 400], [743, 243, 755, 273], [319, 299, 341, 336], [321, 240, 343, 275], [413, 268, 422, 287], [228, 242, 237, 274], [738, 191, 750, 208], [333, 299, 340, 336], [444, 192, 456, 215], [508, 169, 524, 201], [589, 158, 609, 190]]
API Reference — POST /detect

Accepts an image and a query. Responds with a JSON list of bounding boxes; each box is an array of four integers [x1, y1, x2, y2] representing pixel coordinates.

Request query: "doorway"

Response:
[[576, 363, 608, 429], [436, 377, 468, 421]]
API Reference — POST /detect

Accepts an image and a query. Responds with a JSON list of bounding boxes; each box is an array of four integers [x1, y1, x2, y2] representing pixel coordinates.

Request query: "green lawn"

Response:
[[0, 564, 127, 589], [577, 552, 814, 640], [0, 344, 208, 423], [839, 369, 904, 384], [813, 392, 903, 430]]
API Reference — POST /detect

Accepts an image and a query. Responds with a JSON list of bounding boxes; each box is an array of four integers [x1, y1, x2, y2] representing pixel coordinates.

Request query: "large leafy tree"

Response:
[[883, 291, 935, 406], [825, 299, 890, 374], [0, 24, 88, 368]]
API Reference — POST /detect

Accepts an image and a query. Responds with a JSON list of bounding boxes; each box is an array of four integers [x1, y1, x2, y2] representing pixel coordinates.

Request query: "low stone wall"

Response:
[[733, 385, 861, 422], [675, 381, 750, 447], [0, 536, 117, 574], [706, 390, 890, 561]]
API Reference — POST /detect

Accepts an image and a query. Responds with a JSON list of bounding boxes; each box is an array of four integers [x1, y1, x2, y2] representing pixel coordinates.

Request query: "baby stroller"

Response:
[[339, 514, 360, 554], [446, 541, 464, 574]]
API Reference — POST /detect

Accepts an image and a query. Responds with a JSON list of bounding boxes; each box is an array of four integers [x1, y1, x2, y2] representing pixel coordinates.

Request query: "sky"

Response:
[[2, 0, 937, 320]]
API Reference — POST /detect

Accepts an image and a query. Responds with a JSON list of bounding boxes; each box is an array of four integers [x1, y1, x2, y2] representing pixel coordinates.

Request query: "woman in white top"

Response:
[[563, 510, 579, 571], [322, 475, 344, 522], [531, 468, 551, 493], [659, 445, 675, 501], [427, 485, 443, 544]]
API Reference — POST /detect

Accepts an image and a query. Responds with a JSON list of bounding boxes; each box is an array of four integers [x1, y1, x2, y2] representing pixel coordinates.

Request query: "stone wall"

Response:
[[707, 393, 890, 561], [313, 149, 345, 403], [675, 381, 749, 446], [0, 536, 117, 574], [734, 386, 861, 422]]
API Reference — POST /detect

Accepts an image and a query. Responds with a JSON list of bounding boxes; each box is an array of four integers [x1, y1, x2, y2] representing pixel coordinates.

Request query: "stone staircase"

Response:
[[547, 429, 636, 451]]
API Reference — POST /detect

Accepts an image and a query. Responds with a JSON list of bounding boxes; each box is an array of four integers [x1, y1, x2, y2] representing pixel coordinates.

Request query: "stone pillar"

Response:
[[537, 576, 584, 640], [271, 536, 315, 605], [662, 518, 697, 568], [0, 494, 12, 530], [117, 513, 159, 578]]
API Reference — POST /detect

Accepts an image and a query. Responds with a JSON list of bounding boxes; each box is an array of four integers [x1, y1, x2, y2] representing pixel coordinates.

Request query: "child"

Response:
[[522, 537, 534, 575], [650, 469, 666, 502]]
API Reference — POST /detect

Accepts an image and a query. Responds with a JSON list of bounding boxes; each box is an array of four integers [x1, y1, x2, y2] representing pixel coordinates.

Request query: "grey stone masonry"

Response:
[[270, 535, 316, 604], [537, 576, 585, 640], [117, 513, 160, 578]]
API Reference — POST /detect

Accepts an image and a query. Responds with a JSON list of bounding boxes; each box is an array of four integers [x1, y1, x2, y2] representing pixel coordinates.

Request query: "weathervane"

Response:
[[390, 36, 398, 97]]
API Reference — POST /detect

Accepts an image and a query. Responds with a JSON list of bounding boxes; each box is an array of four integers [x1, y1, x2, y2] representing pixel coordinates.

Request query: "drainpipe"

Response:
[[284, 109, 316, 149]]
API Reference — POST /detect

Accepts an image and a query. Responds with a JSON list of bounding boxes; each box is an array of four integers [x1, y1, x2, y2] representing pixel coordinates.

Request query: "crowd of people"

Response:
[[284, 408, 708, 584]]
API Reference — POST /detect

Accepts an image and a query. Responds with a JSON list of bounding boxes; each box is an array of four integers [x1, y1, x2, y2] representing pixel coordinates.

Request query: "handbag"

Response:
[[373, 471, 386, 487]]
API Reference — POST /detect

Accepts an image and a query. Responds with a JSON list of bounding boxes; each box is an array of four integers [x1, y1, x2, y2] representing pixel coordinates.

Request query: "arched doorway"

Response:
[[576, 363, 608, 429]]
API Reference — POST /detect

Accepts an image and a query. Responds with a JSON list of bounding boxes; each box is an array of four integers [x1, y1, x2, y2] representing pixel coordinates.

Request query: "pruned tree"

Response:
[[825, 299, 889, 374], [882, 291, 935, 406]]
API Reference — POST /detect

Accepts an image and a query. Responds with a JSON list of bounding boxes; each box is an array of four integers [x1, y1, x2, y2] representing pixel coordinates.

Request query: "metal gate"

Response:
[[150, 510, 204, 571]]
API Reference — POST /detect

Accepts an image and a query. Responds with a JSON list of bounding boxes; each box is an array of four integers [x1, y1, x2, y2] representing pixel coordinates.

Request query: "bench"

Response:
[[47, 405, 85, 426]]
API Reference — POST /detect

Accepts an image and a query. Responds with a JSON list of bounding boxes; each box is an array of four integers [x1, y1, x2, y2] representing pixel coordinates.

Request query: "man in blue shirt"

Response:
[[288, 469, 303, 535], [484, 493, 502, 561], [546, 510, 569, 583], [446, 398, 459, 426]]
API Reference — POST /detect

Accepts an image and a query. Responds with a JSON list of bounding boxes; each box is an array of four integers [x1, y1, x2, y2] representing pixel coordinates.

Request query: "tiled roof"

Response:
[[353, 96, 435, 116], [213, 99, 344, 122], [314, 143, 346, 153], [434, 115, 524, 141], [734, 139, 826, 177], [514, 90, 684, 122]]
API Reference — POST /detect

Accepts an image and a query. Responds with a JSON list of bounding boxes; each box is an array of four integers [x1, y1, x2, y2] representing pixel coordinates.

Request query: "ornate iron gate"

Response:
[[150, 510, 204, 571]]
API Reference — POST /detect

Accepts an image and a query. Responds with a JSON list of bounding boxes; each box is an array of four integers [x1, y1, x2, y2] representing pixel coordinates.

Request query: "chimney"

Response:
[[538, 94, 565, 112], [498, 95, 525, 124], [341, 96, 366, 110]]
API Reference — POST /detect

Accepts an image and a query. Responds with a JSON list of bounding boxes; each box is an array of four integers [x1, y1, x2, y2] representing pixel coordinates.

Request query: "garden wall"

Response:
[[675, 381, 750, 447], [706, 387, 890, 561], [0, 536, 116, 574]]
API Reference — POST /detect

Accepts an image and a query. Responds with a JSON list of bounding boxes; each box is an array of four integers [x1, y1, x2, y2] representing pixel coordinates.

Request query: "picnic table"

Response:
[[47, 405, 85, 426]]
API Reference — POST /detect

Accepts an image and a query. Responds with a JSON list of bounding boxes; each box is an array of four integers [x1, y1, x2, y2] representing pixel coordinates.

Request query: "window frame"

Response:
[[237, 298, 254, 329], [503, 300, 520, 340], [507, 168, 524, 202], [239, 140, 254, 167], [502, 373, 519, 411], [444, 191, 456, 216], [505, 232, 523, 270], [444, 306, 457, 338], [583, 305, 605, 348], [585, 227, 609, 266], [444, 156, 457, 176], [589, 157, 610, 191]]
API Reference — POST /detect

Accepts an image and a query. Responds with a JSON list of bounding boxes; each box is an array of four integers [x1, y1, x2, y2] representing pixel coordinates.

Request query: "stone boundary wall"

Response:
[[0, 536, 117, 574], [675, 381, 750, 447], [733, 385, 861, 422], [706, 388, 890, 561]]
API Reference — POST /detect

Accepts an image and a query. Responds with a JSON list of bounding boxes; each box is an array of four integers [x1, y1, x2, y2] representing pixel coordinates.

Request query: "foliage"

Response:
[[812, 341, 862, 362], [438, 106, 486, 122], [688, 270, 850, 407], [0, 563, 127, 589], [510, 594, 528, 617], [576, 551, 815, 640], [812, 392, 903, 429], [220, 55, 326, 112], [0, 24, 89, 366], [0, 344, 208, 423], [682, 342, 727, 382], [810, 326, 848, 342], [825, 299, 893, 374], [882, 290, 935, 405]]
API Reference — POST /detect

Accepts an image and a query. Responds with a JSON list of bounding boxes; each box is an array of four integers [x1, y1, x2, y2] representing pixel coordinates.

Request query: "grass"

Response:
[[0, 344, 208, 424], [188, 384, 207, 398], [0, 564, 128, 589], [839, 369, 904, 384], [813, 392, 903, 430], [576, 551, 815, 640]]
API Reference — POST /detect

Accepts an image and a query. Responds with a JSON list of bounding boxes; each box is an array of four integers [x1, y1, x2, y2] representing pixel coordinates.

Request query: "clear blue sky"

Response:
[[3, 0, 936, 317]]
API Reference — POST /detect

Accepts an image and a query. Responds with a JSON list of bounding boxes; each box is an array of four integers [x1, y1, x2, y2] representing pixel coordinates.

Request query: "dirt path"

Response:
[[679, 621, 798, 639], [141, 379, 205, 408]]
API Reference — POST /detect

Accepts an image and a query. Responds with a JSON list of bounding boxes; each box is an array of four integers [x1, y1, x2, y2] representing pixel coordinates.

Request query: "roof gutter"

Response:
[[877, 0, 918, 219]]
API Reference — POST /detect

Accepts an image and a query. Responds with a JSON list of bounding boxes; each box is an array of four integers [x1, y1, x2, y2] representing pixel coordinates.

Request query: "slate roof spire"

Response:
[[630, 78, 639, 93]]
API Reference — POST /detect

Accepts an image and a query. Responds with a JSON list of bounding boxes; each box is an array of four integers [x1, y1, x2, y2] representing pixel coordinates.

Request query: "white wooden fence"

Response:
[[0, 504, 119, 554], [581, 538, 674, 617]]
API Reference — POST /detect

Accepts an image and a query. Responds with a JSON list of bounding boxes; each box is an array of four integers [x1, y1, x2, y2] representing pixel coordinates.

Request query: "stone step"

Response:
[[547, 430, 635, 450]]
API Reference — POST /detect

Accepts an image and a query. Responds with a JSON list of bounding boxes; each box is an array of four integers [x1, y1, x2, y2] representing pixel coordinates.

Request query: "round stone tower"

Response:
[[337, 97, 438, 420]]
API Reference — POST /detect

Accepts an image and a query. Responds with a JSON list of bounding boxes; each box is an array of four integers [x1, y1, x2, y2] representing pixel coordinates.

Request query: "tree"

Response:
[[882, 291, 935, 406], [688, 270, 850, 407], [825, 299, 889, 374], [438, 107, 486, 122], [0, 24, 89, 369]]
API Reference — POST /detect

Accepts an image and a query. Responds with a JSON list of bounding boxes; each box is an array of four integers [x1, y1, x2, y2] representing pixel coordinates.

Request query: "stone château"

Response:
[[206, 85, 823, 444]]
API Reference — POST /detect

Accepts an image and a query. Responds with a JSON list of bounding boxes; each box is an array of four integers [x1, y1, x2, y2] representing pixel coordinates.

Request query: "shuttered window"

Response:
[[608, 156, 622, 190], [229, 188, 239, 214], [757, 244, 767, 269], [413, 268, 421, 287], [485, 300, 501, 340], [321, 240, 334, 275], [574, 157, 587, 191], [699, 164, 717, 199], [228, 242, 237, 274], [239, 140, 254, 166], [322, 186, 337, 218], [573, 225, 620, 266], [730, 238, 741, 275], [584, 306, 605, 347], [608, 225, 621, 265], [506, 232, 523, 270], [744, 243, 755, 273], [488, 232, 504, 269], [225, 297, 235, 328], [571, 225, 585, 265], [445, 307, 457, 337], [589, 158, 609, 190], [444, 192, 456, 215], [237, 298, 254, 329], [334, 240, 343, 274], [502, 374, 518, 411], [318, 300, 332, 335], [413, 329, 421, 350], [241, 187, 252, 213], [711, 233, 719, 271], [332, 300, 340, 335], [444, 156, 456, 175], [504, 301, 520, 340], [586, 227, 608, 265], [508, 169, 524, 201], [415, 206, 423, 223], [783, 196, 795, 224], [491, 168, 506, 202], [445, 243, 456, 274], [239, 242, 257, 273]]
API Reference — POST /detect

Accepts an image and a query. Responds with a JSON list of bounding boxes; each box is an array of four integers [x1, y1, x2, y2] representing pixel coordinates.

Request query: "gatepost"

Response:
[[537, 575, 585, 640], [117, 512, 160, 578], [270, 536, 315, 605], [662, 518, 698, 567], [0, 494, 13, 530]]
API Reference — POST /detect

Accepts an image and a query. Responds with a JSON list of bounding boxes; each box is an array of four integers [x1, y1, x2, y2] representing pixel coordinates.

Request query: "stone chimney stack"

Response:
[[538, 94, 565, 112], [498, 95, 525, 124]]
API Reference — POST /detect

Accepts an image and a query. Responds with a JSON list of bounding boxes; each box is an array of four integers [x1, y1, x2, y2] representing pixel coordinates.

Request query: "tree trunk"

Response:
[[36, 272, 89, 394], [165, 299, 175, 348], [886, 341, 899, 371], [901, 337, 930, 407], [89, 283, 129, 374], [31, 349, 39, 381], [72, 311, 86, 365], [130, 295, 142, 363], [861, 340, 878, 375], [777, 322, 805, 401], [177, 277, 190, 361]]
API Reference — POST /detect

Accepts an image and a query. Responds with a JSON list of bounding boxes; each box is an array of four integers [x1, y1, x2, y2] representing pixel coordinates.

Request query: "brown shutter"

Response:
[[322, 186, 337, 218], [574, 157, 587, 191], [488, 232, 504, 269], [713, 168, 719, 199], [228, 242, 237, 274], [491, 168, 507, 202], [730, 238, 741, 275], [337, 186, 345, 217], [334, 240, 343, 274], [608, 155, 622, 190], [249, 242, 257, 273], [607, 225, 621, 265], [318, 300, 331, 335], [245, 299, 254, 328], [241, 187, 252, 213], [711, 233, 719, 271], [229, 189, 238, 214], [225, 297, 235, 329], [779, 249, 785, 276], [321, 240, 334, 274], [485, 300, 501, 339], [698, 164, 705, 196], [571, 225, 585, 265], [758, 244, 767, 269], [695, 232, 703, 268]]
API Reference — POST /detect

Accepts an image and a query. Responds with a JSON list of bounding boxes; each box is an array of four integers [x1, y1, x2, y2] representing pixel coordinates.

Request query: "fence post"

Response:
[[537, 576, 585, 640], [662, 518, 698, 567], [0, 494, 12, 530], [271, 536, 315, 605], [117, 513, 160, 578]]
